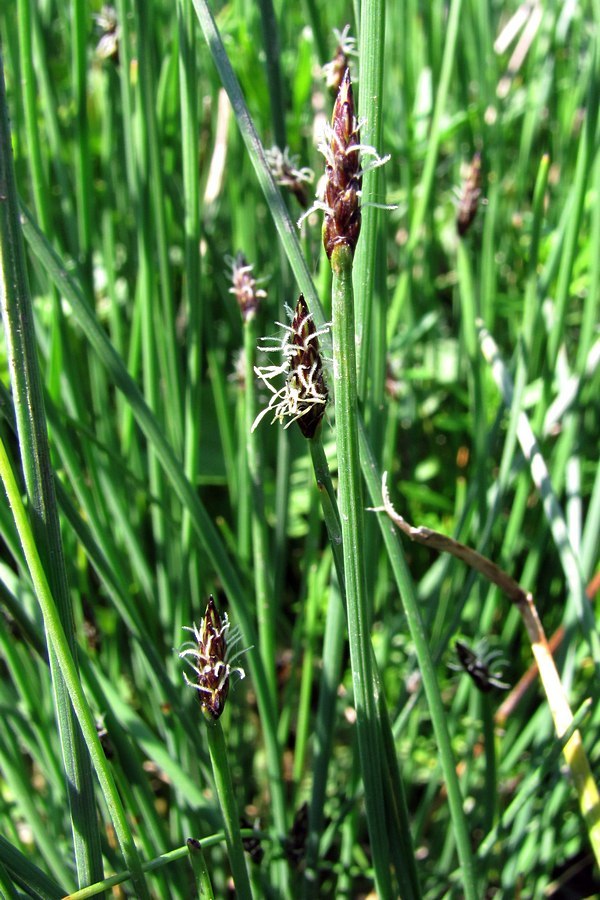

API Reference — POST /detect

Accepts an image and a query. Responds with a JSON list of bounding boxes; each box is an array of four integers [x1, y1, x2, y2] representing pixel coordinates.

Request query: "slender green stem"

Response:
[[16, 0, 50, 231], [356, 0, 386, 395], [292, 515, 322, 786], [303, 574, 345, 897], [522, 154, 551, 362], [359, 422, 479, 899], [244, 318, 277, 709], [256, 0, 286, 148], [17, 0, 66, 406], [178, 0, 203, 637], [132, 0, 176, 628], [71, 0, 93, 285], [187, 838, 215, 898], [206, 721, 253, 900], [331, 244, 392, 898], [309, 434, 421, 900], [54, 833, 236, 899], [480, 693, 497, 838], [301, 0, 329, 66], [457, 240, 486, 527], [135, 0, 183, 453]]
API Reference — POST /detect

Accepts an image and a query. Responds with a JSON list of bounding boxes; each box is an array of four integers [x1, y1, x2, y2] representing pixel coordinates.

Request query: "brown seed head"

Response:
[[265, 146, 314, 209], [180, 596, 245, 722], [252, 295, 329, 438], [322, 69, 362, 259], [323, 25, 357, 95], [228, 252, 267, 322], [288, 295, 328, 438]]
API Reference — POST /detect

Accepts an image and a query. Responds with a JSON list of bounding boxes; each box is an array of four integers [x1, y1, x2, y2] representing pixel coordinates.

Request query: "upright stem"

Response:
[[244, 318, 278, 710], [206, 721, 253, 900], [331, 243, 392, 898], [178, 0, 203, 637]]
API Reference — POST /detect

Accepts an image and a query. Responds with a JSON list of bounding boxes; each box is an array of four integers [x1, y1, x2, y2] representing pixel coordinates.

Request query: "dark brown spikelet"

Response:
[[180, 596, 235, 721], [289, 294, 328, 439], [240, 817, 264, 865], [454, 640, 509, 693], [322, 69, 362, 259], [265, 146, 314, 209], [456, 152, 482, 236], [323, 26, 357, 95], [196, 596, 229, 720], [229, 252, 266, 321]]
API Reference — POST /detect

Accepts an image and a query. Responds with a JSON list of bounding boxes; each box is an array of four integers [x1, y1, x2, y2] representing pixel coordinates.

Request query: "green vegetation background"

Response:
[[0, 0, 598, 897]]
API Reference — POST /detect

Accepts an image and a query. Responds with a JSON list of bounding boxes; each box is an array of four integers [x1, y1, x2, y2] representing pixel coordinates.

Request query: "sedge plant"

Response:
[[0, 0, 599, 897]]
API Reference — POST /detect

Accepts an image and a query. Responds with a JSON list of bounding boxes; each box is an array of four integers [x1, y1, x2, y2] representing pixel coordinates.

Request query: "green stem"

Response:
[[480, 693, 497, 838], [359, 421, 479, 899], [330, 244, 392, 898], [135, 0, 183, 453], [256, 0, 286, 148], [292, 531, 321, 785], [16, 0, 50, 231], [71, 0, 93, 286], [187, 838, 216, 898], [206, 721, 253, 900], [301, 0, 328, 66], [178, 0, 203, 637], [356, 0, 386, 395], [457, 240, 486, 527], [55, 832, 237, 899], [244, 318, 278, 709], [308, 434, 421, 900]]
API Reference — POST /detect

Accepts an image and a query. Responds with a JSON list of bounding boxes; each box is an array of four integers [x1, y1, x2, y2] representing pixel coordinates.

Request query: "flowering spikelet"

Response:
[[227, 252, 267, 322], [456, 152, 482, 236], [322, 69, 362, 258], [450, 639, 509, 693], [298, 69, 390, 258], [252, 294, 329, 439], [322, 25, 358, 95], [179, 596, 245, 722], [265, 145, 314, 209], [240, 817, 264, 865], [94, 5, 120, 62]]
